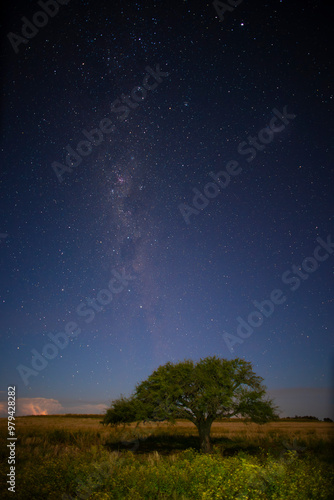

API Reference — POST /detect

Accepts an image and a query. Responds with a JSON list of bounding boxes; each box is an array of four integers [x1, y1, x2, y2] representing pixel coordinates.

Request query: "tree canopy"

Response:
[[103, 356, 279, 452]]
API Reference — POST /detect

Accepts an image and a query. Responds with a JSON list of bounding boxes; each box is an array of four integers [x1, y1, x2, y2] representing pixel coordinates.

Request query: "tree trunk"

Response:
[[196, 419, 213, 453]]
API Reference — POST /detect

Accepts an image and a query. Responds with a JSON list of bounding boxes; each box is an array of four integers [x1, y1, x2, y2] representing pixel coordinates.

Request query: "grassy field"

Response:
[[0, 415, 333, 499]]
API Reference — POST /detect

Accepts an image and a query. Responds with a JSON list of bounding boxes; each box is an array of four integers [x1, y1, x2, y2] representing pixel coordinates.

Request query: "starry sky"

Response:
[[0, 0, 333, 419]]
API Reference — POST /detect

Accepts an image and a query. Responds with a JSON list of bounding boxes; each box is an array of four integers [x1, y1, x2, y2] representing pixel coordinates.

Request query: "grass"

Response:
[[0, 416, 333, 499]]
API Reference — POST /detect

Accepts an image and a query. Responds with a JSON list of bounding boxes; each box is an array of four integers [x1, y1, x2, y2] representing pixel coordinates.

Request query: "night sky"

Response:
[[0, 0, 333, 419]]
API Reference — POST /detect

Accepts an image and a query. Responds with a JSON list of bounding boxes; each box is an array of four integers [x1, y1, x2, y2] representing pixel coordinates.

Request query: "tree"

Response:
[[103, 356, 279, 453]]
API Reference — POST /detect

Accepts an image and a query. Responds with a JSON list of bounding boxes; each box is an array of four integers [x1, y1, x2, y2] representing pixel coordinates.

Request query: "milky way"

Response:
[[0, 0, 333, 418]]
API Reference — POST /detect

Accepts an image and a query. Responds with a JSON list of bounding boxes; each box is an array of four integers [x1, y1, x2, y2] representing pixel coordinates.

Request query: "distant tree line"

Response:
[[282, 416, 333, 422]]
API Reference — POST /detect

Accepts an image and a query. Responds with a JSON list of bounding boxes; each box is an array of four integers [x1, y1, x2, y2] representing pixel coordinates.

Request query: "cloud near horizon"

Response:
[[0, 398, 107, 417]]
